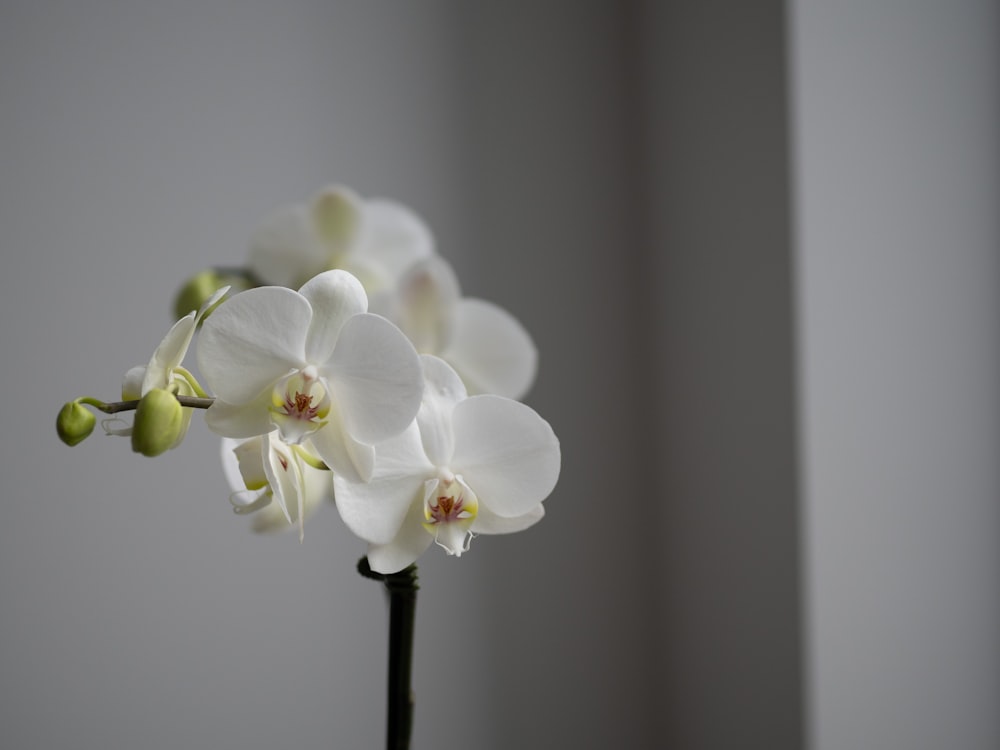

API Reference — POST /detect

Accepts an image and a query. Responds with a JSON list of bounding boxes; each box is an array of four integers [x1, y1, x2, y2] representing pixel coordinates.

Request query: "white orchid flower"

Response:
[[220, 434, 332, 542], [105, 286, 228, 441], [382, 256, 538, 400], [335, 356, 560, 574], [247, 185, 434, 293], [196, 269, 423, 483]]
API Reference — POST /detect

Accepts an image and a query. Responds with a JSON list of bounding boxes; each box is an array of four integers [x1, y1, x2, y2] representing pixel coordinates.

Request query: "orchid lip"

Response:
[[422, 474, 479, 557], [269, 369, 332, 444]]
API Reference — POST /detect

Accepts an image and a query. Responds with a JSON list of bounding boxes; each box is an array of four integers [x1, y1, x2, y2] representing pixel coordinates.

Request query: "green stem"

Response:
[[358, 557, 419, 750]]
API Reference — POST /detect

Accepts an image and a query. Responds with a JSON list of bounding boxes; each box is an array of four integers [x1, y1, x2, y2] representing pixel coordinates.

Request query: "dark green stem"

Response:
[[358, 557, 419, 750]]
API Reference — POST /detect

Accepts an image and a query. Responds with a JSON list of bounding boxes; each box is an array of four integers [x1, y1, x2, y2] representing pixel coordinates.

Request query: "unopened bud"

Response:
[[56, 401, 96, 446], [131, 388, 184, 457]]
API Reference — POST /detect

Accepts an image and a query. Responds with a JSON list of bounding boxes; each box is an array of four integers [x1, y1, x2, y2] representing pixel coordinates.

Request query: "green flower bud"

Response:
[[131, 388, 184, 457], [173, 269, 225, 322], [56, 400, 96, 446]]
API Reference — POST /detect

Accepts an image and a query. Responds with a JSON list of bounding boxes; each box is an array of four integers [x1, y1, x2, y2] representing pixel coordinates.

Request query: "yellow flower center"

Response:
[[422, 475, 478, 556], [269, 366, 331, 444]]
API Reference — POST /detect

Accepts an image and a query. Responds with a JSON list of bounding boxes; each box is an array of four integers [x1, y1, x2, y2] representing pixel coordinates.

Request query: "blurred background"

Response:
[[1, 1, 997, 748]]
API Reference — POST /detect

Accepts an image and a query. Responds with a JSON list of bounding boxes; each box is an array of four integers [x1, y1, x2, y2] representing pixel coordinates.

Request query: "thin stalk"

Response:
[[79, 395, 214, 413], [358, 558, 419, 750]]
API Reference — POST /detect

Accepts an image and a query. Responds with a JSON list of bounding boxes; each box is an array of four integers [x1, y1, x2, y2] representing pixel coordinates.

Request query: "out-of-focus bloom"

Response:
[[247, 185, 434, 294], [196, 269, 423, 483], [335, 356, 560, 573], [221, 434, 332, 541], [383, 256, 538, 400]]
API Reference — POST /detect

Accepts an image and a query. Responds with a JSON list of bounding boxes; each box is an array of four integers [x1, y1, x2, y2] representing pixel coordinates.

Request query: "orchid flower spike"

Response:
[[196, 269, 423, 483], [335, 355, 560, 574]]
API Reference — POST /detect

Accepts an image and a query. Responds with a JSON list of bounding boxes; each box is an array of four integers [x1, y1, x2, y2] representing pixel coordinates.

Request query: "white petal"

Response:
[[310, 185, 364, 261], [365, 498, 435, 574], [450, 395, 560, 518], [327, 313, 423, 445], [299, 445, 335, 508], [248, 204, 327, 287], [224, 438, 333, 535], [204, 393, 275, 438], [252, 456, 330, 534], [195, 285, 231, 322], [231, 490, 271, 515], [361, 200, 435, 282], [339, 256, 387, 297], [220, 437, 246, 493], [197, 286, 310, 403], [472, 502, 545, 535], [432, 521, 473, 557], [395, 256, 460, 355], [101, 418, 133, 437], [250, 504, 293, 532], [262, 434, 299, 527], [143, 312, 196, 393], [308, 402, 375, 483], [442, 298, 538, 400], [335, 474, 422, 547], [416, 355, 467, 467], [122, 366, 146, 400], [298, 270, 369, 365], [369, 421, 435, 481], [365, 288, 397, 320], [220, 436, 267, 493], [333, 423, 432, 544]]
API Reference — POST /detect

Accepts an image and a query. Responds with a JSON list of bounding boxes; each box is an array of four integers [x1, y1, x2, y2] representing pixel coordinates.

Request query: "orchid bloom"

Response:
[[221, 434, 332, 542], [106, 286, 228, 441], [247, 185, 434, 293], [384, 256, 538, 400], [196, 269, 423, 483], [335, 356, 560, 574]]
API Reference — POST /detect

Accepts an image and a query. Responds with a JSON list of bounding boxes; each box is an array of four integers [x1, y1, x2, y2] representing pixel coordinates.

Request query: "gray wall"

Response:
[[791, 1, 1000, 748], [641, 1, 804, 747], [460, 3, 661, 747]]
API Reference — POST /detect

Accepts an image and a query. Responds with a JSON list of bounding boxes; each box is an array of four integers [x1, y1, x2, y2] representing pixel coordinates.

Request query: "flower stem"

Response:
[[358, 557, 419, 750], [79, 395, 214, 413]]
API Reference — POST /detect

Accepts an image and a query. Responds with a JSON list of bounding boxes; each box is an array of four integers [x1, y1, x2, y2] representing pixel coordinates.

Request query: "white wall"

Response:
[[790, 1, 1000, 747]]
